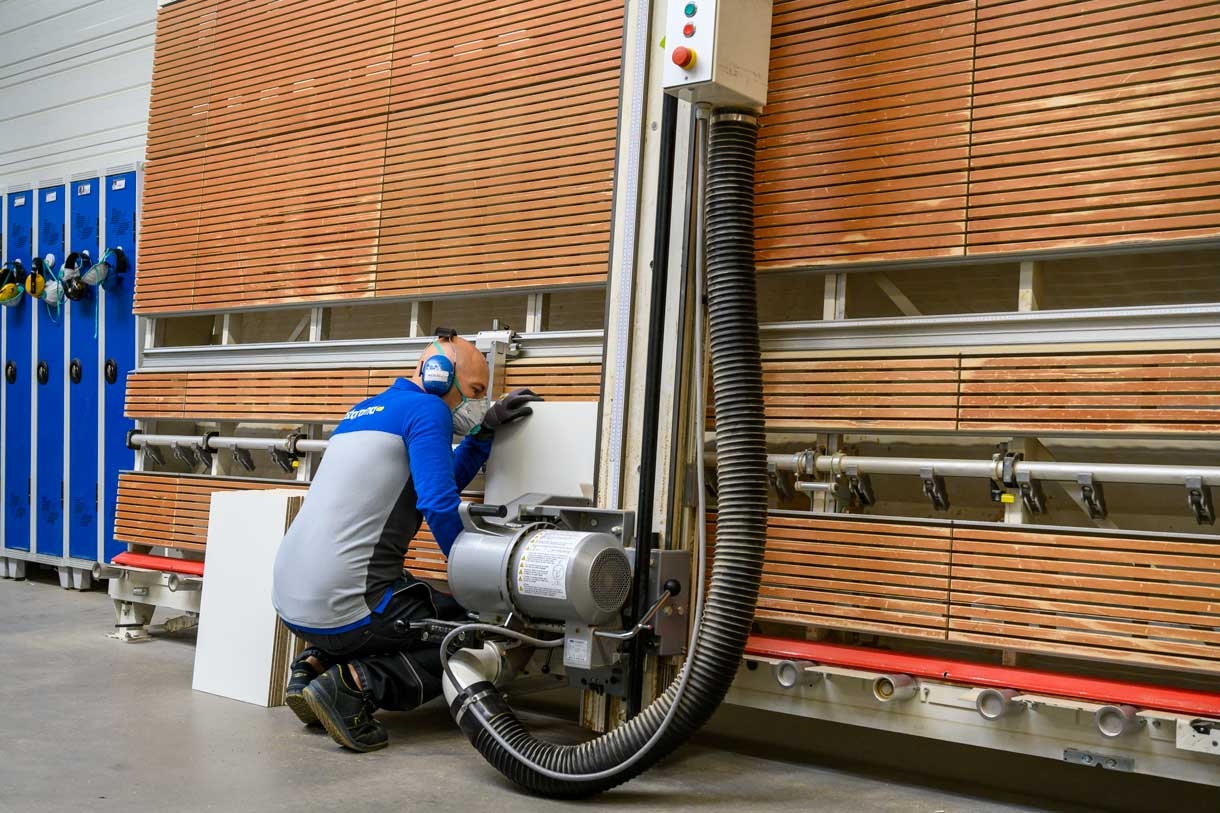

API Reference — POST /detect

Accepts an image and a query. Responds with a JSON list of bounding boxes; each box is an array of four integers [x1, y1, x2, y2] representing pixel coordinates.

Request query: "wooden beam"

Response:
[[1018, 261, 1044, 312], [872, 272, 922, 317]]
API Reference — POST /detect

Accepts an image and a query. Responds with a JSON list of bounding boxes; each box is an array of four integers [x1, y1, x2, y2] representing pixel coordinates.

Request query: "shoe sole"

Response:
[[303, 684, 387, 753], [285, 690, 320, 727]]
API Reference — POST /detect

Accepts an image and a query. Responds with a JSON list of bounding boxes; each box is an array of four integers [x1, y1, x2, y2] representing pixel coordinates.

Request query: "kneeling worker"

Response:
[[271, 329, 540, 751]]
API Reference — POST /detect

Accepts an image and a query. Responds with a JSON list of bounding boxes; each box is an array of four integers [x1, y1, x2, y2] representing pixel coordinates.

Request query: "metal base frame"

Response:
[[728, 658, 1220, 788], [103, 565, 202, 642]]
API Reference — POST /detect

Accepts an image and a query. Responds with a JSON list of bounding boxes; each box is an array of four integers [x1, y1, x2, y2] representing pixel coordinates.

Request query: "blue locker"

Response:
[[4, 191, 33, 553], [68, 179, 100, 561], [102, 172, 137, 564], [35, 185, 66, 558]]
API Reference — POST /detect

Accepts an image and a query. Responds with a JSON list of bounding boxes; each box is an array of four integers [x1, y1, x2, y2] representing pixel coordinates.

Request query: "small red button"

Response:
[[683, 23, 696, 37], [672, 46, 696, 69]]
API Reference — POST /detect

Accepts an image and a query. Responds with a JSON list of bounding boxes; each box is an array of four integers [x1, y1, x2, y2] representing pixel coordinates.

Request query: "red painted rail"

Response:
[[112, 552, 205, 578], [746, 635, 1220, 718]]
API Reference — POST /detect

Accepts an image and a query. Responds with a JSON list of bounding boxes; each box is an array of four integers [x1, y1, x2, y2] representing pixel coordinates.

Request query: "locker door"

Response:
[[68, 179, 100, 562], [102, 172, 137, 564], [4, 192, 33, 553], [35, 185, 66, 558]]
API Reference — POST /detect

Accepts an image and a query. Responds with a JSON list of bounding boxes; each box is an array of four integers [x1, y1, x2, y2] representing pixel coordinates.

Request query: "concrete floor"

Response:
[[0, 572, 1206, 812]]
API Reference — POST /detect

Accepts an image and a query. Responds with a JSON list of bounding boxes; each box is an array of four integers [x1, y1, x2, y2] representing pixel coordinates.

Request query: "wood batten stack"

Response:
[[377, 1, 621, 297], [968, 0, 1220, 253], [757, 0, 974, 268], [135, 0, 624, 313]]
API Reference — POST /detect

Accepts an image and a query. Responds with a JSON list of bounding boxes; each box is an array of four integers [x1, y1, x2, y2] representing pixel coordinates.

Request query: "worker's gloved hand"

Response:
[[476, 388, 543, 436]]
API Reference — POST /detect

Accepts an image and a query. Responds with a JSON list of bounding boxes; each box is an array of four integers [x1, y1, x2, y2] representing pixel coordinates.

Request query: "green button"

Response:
[[684, 3, 697, 17]]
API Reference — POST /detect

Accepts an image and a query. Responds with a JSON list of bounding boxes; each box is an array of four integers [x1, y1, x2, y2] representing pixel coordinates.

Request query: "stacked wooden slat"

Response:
[[708, 511, 1220, 673], [114, 472, 448, 584], [762, 355, 959, 431], [949, 525, 1220, 673], [753, 515, 952, 639], [404, 525, 448, 583], [127, 362, 605, 421], [377, 1, 620, 296], [504, 362, 604, 402], [135, 0, 623, 313], [115, 472, 303, 551], [958, 350, 1220, 434], [125, 369, 372, 422], [968, 0, 1220, 252], [756, 0, 974, 268], [137, 0, 395, 312]]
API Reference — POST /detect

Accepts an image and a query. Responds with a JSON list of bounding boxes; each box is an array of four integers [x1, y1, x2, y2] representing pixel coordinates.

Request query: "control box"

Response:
[[662, 0, 773, 109]]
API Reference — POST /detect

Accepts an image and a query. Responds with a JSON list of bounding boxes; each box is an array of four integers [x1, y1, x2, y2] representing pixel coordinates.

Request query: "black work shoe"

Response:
[[285, 663, 321, 727], [303, 665, 388, 752]]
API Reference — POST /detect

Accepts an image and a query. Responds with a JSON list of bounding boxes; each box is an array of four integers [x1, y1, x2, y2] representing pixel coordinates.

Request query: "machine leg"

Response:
[[58, 567, 94, 591], [109, 599, 156, 643], [0, 558, 27, 580]]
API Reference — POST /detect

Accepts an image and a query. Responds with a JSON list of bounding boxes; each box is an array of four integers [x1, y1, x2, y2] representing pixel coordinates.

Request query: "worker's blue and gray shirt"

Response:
[[271, 378, 491, 634]]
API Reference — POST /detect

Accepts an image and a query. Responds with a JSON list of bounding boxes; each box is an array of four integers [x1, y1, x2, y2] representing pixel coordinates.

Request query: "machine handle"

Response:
[[37, 361, 49, 385], [469, 503, 508, 518], [4, 361, 14, 384], [69, 358, 82, 384], [104, 358, 118, 384]]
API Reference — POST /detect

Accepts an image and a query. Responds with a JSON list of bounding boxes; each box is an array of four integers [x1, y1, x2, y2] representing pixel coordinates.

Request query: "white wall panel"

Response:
[[0, 0, 156, 188]]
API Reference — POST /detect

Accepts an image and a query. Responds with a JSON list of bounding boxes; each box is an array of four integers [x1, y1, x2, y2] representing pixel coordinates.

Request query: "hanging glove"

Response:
[[474, 388, 543, 436]]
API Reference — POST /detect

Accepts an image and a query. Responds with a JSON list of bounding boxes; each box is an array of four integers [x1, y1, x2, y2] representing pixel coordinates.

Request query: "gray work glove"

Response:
[[477, 388, 543, 436]]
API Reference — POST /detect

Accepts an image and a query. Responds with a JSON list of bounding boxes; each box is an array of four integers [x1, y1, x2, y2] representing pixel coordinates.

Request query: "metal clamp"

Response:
[[767, 461, 794, 502], [794, 449, 817, 479], [170, 441, 201, 471], [1000, 451, 1023, 488], [1185, 476, 1215, 526], [270, 448, 299, 474], [1077, 473, 1107, 520], [231, 447, 256, 472], [920, 466, 949, 511], [845, 464, 875, 507], [269, 432, 305, 473], [143, 444, 165, 467], [1016, 470, 1046, 515], [196, 432, 218, 471]]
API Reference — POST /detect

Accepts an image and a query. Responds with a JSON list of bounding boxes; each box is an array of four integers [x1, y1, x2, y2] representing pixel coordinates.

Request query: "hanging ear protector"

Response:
[[85, 246, 125, 288], [24, 257, 47, 298], [0, 261, 25, 307], [61, 251, 91, 301]]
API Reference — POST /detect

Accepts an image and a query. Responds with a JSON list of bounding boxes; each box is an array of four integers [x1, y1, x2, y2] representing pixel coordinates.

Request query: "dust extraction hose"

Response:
[[448, 111, 768, 798]]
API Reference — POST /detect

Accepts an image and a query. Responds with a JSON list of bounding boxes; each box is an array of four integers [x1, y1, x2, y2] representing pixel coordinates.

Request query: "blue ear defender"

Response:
[[421, 330, 458, 396]]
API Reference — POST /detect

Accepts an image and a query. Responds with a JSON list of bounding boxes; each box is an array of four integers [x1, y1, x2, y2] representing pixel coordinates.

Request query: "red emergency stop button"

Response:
[[672, 46, 696, 69]]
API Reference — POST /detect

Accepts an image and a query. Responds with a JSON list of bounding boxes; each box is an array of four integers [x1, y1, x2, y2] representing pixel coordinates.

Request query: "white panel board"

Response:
[[0, 0, 156, 189], [192, 489, 301, 707], [484, 401, 598, 506]]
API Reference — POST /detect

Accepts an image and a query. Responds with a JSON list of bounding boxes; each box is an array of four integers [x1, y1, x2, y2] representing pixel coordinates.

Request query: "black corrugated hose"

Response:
[[448, 111, 768, 798]]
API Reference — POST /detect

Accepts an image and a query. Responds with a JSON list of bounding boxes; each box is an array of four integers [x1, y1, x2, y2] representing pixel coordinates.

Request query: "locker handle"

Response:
[[37, 361, 49, 386], [104, 358, 118, 385], [70, 358, 82, 384], [4, 361, 14, 384]]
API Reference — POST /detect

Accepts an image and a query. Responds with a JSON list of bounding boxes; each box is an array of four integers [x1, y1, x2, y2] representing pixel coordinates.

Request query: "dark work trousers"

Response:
[[288, 573, 466, 712]]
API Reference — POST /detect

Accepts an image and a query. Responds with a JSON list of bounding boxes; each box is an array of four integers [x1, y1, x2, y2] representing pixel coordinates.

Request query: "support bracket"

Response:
[[1185, 476, 1215, 526], [1077, 473, 1107, 520], [767, 461, 794, 502], [1016, 470, 1046, 515], [920, 467, 949, 512], [845, 464, 875, 507]]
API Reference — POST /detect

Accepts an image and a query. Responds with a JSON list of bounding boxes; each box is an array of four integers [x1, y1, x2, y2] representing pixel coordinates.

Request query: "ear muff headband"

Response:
[[421, 339, 456, 396]]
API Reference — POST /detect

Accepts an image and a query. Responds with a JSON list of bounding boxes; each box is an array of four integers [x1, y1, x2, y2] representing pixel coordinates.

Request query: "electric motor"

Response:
[[449, 524, 632, 626]]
